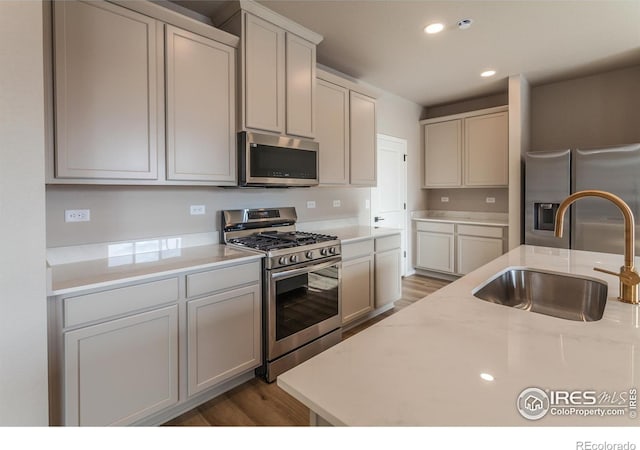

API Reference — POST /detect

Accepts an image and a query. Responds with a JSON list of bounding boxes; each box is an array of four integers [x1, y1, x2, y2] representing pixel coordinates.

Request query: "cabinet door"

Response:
[[457, 235, 504, 275], [244, 13, 285, 133], [416, 231, 455, 273], [350, 91, 377, 186], [375, 249, 402, 308], [64, 306, 178, 426], [342, 255, 374, 325], [53, 0, 159, 179], [423, 119, 462, 187], [286, 33, 316, 138], [187, 284, 261, 397], [464, 112, 508, 186], [165, 25, 236, 183], [317, 79, 349, 185]]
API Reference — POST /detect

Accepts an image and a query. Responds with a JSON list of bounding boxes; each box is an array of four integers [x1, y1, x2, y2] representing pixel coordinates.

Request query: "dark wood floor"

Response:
[[164, 274, 450, 426]]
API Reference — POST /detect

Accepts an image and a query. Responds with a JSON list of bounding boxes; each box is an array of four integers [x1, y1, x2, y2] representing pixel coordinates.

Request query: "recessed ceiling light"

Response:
[[424, 23, 444, 34], [480, 373, 495, 382], [481, 70, 497, 78], [457, 18, 473, 30]]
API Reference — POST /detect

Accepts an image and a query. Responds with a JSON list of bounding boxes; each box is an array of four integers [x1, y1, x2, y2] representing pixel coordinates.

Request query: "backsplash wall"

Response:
[[426, 188, 508, 213], [46, 185, 371, 247]]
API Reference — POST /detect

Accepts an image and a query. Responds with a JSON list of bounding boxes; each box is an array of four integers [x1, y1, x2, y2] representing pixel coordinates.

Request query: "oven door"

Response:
[[267, 257, 341, 361]]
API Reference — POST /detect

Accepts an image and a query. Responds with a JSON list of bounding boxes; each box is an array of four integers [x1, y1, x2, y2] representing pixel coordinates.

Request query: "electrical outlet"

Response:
[[307, 201, 316, 209], [441, 197, 449, 203], [333, 200, 341, 207], [190, 205, 206, 215], [65, 209, 90, 222], [486, 197, 496, 204]]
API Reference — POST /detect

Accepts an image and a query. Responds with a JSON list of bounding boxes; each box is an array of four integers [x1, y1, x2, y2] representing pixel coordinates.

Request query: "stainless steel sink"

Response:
[[472, 267, 608, 322]]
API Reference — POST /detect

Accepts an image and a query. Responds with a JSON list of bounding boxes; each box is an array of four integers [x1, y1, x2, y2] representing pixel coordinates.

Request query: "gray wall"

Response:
[[46, 185, 370, 247], [426, 188, 508, 213], [0, 1, 49, 425], [531, 65, 640, 150]]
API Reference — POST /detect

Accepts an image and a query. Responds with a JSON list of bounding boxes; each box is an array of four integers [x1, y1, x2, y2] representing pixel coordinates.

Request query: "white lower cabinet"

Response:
[[341, 234, 401, 326], [51, 259, 262, 426], [457, 235, 504, 275], [187, 284, 261, 397], [456, 224, 505, 275], [415, 221, 506, 276], [374, 235, 402, 309], [341, 239, 374, 325], [415, 221, 455, 273], [416, 231, 455, 273], [342, 255, 374, 324], [63, 305, 179, 426]]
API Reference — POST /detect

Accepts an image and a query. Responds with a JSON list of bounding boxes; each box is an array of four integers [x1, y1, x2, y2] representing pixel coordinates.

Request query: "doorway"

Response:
[[371, 134, 408, 276]]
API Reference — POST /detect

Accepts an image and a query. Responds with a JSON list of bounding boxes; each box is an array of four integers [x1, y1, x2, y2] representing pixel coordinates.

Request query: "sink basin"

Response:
[[472, 267, 608, 322]]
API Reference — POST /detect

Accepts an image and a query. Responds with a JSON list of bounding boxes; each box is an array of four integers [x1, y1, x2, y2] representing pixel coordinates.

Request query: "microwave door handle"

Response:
[[270, 257, 341, 280]]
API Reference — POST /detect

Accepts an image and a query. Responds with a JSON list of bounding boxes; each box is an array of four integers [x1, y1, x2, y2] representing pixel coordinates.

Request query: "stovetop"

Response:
[[227, 231, 338, 251], [221, 207, 342, 269]]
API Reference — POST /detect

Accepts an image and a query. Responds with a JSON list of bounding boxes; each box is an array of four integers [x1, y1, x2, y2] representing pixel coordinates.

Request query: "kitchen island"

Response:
[[277, 245, 640, 426]]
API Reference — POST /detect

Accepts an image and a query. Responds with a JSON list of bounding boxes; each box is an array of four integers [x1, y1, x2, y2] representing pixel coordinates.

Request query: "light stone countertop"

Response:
[[48, 243, 262, 296], [412, 210, 509, 227], [310, 226, 402, 244], [277, 245, 640, 426]]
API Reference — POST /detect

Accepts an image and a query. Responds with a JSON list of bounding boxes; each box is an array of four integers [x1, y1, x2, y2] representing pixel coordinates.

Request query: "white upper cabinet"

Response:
[[165, 25, 236, 184], [316, 69, 377, 186], [316, 78, 349, 185], [217, 1, 322, 139], [423, 119, 463, 187], [464, 112, 509, 186], [49, 0, 240, 185], [53, 0, 160, 180], [285, 33, 316, 138], [421, 106, 508, 188], [350, 91, 377, 186], [243, 13, 285, 134]]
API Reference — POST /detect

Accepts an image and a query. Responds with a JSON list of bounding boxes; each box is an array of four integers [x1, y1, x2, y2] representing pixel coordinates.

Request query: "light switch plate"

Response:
[[307, 201, 316, 209], [333, 200, 341, 207]]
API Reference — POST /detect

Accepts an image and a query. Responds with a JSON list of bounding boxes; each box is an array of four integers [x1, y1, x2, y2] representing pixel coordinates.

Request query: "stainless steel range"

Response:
[[221, 207, 342, 382]]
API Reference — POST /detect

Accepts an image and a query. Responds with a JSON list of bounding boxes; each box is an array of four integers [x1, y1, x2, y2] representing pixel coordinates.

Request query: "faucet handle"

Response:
[[594, 267, 640, 285]]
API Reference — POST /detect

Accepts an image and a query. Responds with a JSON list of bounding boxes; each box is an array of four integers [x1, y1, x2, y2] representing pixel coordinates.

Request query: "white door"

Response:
[[371, 134, 408, 275]]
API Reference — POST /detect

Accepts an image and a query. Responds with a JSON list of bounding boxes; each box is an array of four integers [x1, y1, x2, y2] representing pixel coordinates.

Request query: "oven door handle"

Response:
[[270, 257, 341, 280]]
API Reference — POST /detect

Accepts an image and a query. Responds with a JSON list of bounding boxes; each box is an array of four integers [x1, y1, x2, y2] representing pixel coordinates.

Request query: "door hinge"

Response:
[[404, 251, 407, 258], [404, 202, 407, 210], [403, 154, 407, 162]]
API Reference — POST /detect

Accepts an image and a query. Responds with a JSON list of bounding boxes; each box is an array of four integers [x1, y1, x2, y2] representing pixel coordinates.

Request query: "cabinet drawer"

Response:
[[341, 239, 374, 260], [375, 234, 401, 252], [187, 261, 260, 298], [415, 221, 454, 234], [457, 224, 504, 238], [64, 278, 179, 328]]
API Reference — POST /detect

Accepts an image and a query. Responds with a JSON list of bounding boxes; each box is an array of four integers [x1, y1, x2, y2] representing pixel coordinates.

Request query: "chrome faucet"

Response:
[[555, 190, 640, 305]]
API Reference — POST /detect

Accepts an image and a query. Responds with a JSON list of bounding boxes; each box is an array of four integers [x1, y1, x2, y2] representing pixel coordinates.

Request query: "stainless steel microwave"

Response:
[[238, 132, 319, 187]]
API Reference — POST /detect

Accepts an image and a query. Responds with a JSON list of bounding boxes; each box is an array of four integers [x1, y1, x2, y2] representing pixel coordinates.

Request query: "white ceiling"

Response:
[[172, 0, 640, 106]]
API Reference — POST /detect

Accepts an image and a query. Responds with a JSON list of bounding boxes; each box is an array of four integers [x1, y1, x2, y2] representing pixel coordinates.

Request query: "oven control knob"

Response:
[[329, 247, 337, 255], [306, 251, 313, 259], [278, 256, 287, 265], [320, 248, 328, 256], [289, 255, 298, 263]]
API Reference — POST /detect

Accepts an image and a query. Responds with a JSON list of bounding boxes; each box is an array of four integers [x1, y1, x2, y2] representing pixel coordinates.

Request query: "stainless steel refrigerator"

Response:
[[524, 143, 640, 254]]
